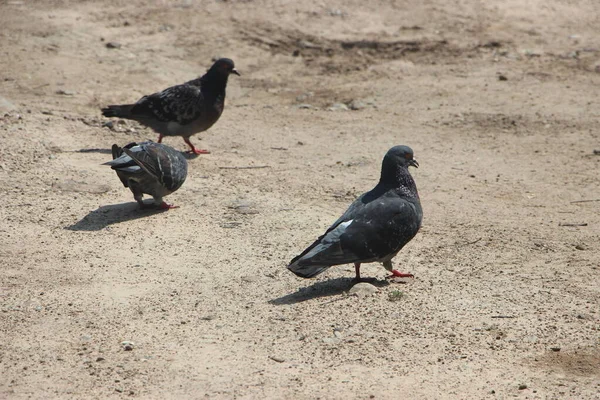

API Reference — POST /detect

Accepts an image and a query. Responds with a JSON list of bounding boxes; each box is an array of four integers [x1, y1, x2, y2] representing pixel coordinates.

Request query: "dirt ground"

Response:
[[1, 0, 599, 398]]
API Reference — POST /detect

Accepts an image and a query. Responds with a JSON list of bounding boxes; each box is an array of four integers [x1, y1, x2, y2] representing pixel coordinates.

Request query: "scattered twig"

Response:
[[270, 147, 288, 151], [491, 315, 516, 319], [219, 165, 271, 170], [558, 222, 588, 227], [570, 199, 600, 204], [457, 237, 482, 246]]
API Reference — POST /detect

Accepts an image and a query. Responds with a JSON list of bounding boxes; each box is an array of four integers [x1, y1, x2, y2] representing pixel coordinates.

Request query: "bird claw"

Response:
[[190, 148, 210, 155], [388, 270, 414, 279], [158, 202, 179, 210]]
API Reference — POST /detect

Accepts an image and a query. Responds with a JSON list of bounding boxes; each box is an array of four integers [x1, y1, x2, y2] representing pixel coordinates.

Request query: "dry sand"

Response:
[[1, 0, 599, 398]]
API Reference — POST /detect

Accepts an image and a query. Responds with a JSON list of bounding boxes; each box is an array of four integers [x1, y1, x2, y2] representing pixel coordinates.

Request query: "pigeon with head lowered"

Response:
[[103, 141, 188, 209], [288, 145, 422, 281], [102, 58, 239, 155]]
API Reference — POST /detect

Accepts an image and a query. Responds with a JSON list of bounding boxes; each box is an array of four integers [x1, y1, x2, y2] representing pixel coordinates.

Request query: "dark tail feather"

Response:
[[111, 144, 122, 160], [287, 261, 331, 278], [102, 104, 134, 118]]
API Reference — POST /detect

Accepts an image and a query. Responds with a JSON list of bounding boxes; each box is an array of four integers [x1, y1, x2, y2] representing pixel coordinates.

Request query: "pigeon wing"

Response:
[[123, 143, 187, 192], [129, 84, 204, 125], [288, 192, 420, 277]]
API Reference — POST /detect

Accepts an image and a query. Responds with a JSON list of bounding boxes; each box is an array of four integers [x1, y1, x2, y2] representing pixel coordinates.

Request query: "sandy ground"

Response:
[[1, 0, 599, 398]]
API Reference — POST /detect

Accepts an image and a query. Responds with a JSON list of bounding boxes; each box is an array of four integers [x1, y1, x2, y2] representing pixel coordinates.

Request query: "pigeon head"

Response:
[[385, 145, 419, 168], [209, 58, 240, 77], [380, 145, 419, 185]]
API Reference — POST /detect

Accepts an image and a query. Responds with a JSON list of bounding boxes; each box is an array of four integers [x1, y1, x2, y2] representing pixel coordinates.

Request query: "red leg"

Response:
[[157, 134, 163, 143], [352, 262, 367, 282], [391, 270, 414, 278], [184, 138, 210, 155]]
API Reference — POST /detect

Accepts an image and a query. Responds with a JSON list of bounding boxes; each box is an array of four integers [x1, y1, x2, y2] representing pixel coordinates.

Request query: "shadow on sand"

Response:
[[270, 277, 390, 305], [65, 202, 168, 231], [74, 148, 113, 155]]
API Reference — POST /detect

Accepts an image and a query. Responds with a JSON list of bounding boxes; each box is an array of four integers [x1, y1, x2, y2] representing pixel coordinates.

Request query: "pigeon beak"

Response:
[[409, 159, 419, 168], [231, 69, 240, 76]]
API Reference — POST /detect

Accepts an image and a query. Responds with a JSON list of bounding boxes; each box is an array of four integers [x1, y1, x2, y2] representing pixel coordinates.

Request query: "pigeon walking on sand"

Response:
[[104, 141, 188, 210], [288, 145, 422, 281], [102, 58, 239, 155]]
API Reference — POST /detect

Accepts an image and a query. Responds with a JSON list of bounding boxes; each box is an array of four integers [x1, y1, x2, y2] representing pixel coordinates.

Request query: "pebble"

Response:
[[550, 347, 561, 352], [322, 337, 342, 345], [348, 282, 377, 297], [121, 341, 134, 351], [348, 99, 366, 110], [518, 384, 528, 390], [328, 102, 349, 111], [269, 355, 285, 363], [106, 42, 122, 49], [295, 103, 313, 109], [296, 92, 313, 102]]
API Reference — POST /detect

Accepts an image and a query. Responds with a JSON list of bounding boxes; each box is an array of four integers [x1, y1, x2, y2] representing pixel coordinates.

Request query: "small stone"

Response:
[[296, 92, 313, 102], [102, 121, 114, 129], [574, 244, 585, 251], [322, 337, 342, 345], [550, 347, 561, 352], [348, 99, 366, 110], [96, 357, 105, 362], [328, 102, 349, 111], [518, 384, 528, 390], [121, 341, 134, 351], [349, 282, 378, 297], [269, 355, 285, 363], [106, 42, 121, 49], [498, 74, 508, 81], [55, 89, 75, 96], [295, 103, 313, 109]]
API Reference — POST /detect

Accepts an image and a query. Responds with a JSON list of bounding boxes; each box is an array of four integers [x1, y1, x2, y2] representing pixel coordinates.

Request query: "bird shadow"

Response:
[[65, 202, 169, 231], [74, 148, 113, 155], [269, 277, 390, 305], [182, 152, 201, 160]]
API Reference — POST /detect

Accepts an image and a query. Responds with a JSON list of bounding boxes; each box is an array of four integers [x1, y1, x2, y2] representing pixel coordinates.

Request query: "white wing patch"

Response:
[[339, 220, 353, 230]]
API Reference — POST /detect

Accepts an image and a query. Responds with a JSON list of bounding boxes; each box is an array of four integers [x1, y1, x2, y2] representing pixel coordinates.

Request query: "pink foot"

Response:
[[184, 138, 210, 155], [190, 148, 210, 155], [390, 270, 414, 278], [158, 202, 179, 210]]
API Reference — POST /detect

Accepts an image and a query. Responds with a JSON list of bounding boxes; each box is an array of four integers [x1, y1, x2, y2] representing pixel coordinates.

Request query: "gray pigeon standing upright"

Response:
[[288, 145, 422, 281], [103, 141, 188, 209], [101, 58, 239, 155]]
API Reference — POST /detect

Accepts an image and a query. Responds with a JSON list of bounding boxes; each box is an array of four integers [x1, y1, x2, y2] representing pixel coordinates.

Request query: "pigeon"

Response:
[[288, 145, 422, 281], [101, 58, 239, 155], [103, 141, 188, 209]]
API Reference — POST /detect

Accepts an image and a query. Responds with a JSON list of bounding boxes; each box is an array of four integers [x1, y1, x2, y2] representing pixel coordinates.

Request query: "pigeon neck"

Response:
[[200, 71, 229, 94], [379, 164, 419, 198]]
